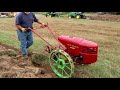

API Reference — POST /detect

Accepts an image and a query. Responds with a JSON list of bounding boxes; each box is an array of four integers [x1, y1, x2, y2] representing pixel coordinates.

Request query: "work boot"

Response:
[[16, 54, 23, 59], [21, 55, 29, 60], [16, 51, 23, 58], [27, 49, 33, 56]]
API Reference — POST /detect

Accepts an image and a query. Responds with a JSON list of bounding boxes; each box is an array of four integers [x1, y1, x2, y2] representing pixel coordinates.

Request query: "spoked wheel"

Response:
[[49, 49, 75, 78]]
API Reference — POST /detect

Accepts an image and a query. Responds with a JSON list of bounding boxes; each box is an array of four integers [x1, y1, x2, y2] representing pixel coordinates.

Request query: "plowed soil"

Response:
[[89, 14, 120, 22], [0, 45, 58, 78]]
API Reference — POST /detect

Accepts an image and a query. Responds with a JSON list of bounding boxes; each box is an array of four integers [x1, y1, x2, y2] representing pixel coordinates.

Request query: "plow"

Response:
[[28, 23, 98, 78]]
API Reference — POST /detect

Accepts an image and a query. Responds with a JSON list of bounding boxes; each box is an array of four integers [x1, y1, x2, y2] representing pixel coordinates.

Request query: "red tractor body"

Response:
[[58, 35, 98, 64]]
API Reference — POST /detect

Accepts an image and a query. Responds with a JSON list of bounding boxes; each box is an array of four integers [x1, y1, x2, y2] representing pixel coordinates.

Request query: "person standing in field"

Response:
[[15, 12, 45, 58]]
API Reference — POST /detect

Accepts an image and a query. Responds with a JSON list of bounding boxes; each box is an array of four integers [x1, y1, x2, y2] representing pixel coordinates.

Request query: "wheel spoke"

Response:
[[54, 54, 59, 59], [61, 56, 68, 62], [58, 52, 61, 59], [55, 67, 62, 74], [65, 65, 71, 71], [61, 55, 66, 60], [65, 63, 70, 65], [64, 59, 70, 64], [51, 58, 57, 63], [53, 63, 57, 66], [63, 69, 69, 77]]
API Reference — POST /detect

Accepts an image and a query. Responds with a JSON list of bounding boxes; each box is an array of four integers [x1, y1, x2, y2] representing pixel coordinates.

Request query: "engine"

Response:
[[58, 35, 98, 64]]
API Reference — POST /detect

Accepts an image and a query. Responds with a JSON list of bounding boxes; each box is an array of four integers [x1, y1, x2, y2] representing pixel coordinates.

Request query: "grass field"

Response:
[[0, 14, 120, 78]]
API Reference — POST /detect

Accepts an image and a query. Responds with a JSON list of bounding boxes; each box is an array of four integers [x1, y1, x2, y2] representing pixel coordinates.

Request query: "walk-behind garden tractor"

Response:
[[28, 23, 98, 78]]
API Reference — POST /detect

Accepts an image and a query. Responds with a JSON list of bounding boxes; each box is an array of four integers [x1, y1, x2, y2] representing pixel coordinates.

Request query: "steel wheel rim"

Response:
[[49, 49, 75, 78]]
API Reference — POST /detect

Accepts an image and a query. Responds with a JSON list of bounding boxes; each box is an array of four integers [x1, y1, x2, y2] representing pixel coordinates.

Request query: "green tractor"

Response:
[[46, 12, 60, 17], [68, 12, 86, 19]]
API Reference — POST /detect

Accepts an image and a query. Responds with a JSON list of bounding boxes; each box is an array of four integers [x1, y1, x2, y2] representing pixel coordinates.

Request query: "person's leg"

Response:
[[26, 31, 33, 49], [17, 30, 27, 56]]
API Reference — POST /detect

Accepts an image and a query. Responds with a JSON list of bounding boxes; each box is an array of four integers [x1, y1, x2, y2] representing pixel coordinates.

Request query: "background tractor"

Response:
[[68, 12, 86, 19], [46, 12, 60, 17], [0, 12, 16, 17]]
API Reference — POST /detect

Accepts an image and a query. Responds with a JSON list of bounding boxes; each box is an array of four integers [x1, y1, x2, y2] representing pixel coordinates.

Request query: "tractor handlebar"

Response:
[[27, 22, 48, 31], [39, 22, 48, 28]]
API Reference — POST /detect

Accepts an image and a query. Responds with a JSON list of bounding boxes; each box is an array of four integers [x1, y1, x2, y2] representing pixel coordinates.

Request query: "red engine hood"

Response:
[[58, 35, 98, 48]]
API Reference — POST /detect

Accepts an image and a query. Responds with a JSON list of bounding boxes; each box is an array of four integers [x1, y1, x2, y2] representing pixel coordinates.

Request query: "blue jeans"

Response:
[[17, 30, 33, 56]]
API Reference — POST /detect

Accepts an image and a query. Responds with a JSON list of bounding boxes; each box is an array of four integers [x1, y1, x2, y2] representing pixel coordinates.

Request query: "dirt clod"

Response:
[[18, 62, 28, 68], [1, 72, 17, 78], [35, 68, 46, 75]]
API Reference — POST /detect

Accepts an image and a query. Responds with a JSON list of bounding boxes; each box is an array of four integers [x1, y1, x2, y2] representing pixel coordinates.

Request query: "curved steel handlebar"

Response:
[[27, 22, 48, 31]]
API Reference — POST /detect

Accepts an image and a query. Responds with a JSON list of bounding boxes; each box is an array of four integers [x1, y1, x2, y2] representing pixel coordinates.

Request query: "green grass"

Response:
[[0, 14, 120, 78]]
